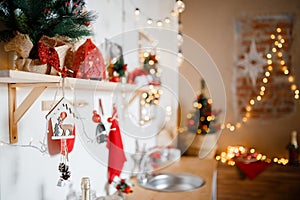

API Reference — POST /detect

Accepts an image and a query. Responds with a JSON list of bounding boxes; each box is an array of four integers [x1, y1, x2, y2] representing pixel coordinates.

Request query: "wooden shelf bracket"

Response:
[[8, 83, 52, 143]]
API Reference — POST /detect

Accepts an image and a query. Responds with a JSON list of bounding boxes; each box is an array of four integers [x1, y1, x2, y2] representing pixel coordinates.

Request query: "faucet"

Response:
[[137, 147, 161, 184], [137, 147, 176, 184]]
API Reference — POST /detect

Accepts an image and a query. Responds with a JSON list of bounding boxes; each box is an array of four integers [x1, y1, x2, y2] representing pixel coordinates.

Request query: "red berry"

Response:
[[111, 76, 120, 82], [124, 186, 131, 194]]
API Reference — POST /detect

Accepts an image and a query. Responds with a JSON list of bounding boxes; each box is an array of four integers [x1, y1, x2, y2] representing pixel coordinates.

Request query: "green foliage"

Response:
[[113, 55, 126, 77], [0, 0, 97, 58]]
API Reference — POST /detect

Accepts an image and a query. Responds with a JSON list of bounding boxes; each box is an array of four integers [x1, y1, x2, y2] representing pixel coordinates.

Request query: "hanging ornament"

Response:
[[106, 104, 127, 184], [46, 98, 76, 142], [46, 97, 78, 186], [92, 110, 107, 144]]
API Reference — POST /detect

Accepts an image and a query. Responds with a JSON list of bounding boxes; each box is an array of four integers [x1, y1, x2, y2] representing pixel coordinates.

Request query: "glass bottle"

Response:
[[81, 177, 90, 200], [287, 131, 299, 166]]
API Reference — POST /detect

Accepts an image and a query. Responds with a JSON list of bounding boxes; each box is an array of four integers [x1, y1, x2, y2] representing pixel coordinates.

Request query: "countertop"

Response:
[[127, 156, 217, 200]]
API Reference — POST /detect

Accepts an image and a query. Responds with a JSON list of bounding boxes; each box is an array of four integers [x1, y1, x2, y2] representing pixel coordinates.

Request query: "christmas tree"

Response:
[[187, 79, 213, 134], [0, 0, 97, 58]]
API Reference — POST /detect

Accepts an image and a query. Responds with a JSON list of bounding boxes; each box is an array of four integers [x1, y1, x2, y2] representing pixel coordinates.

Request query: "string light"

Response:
[[130, 0, 185, 66], [215, 145, 288, 166], [156, 20, 163, 27], [134, 8, 140, 15], [131, 1, 181, 28], [175, 0, 186, 13], [0, 139, 47, 154], [224, 27, 298, 133]]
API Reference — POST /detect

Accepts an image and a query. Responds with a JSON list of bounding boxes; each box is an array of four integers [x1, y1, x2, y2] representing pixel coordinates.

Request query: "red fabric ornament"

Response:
[[73, 38, 106, 80], [38, 41, 61, 71], [106, 105, 127, 183]]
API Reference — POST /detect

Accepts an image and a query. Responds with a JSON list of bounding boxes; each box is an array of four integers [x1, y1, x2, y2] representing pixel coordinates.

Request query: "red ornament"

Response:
[[107, 117, 113, 123], [150, 54, 158, 63], [124, 186, 132, 194], [73, 39, 106, 80], [84, 21, 90, 27], [60, 112, 67, 120], [92, 110, 101, 123], [44, 9, 51, 14], [110, 76, 120, 82], [120, 179, 126, 184], [123, 64, 127, 71]]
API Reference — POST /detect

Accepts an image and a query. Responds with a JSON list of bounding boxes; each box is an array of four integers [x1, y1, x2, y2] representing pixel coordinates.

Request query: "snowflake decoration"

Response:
[[237, 39, 267, 87]]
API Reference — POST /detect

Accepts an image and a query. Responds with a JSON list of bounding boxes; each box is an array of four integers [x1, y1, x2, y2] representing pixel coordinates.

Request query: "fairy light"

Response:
[[257, 95, 262, 101], [147, 18, 153, 24], [164, 17, 170, 23], [288, 76, 294, 82], [175, 0, 185, 13], [0, 139, 47, 154], [131, 1, 182, 27], [156, 20, 163, 27], [215, 145, 289, 166], [225, 27, 299, 132], [134, 8, 140, 15]]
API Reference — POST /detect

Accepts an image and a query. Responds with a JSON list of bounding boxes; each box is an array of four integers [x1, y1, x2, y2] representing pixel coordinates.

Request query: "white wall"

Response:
[[0, 0, 179, 199]]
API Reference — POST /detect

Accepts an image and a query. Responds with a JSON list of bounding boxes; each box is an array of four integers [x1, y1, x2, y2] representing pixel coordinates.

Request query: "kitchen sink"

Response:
[[138, 172, 205, 192]]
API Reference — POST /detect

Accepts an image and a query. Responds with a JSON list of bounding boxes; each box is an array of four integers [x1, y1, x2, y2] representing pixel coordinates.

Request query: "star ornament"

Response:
[[237, 39, 267, 87]]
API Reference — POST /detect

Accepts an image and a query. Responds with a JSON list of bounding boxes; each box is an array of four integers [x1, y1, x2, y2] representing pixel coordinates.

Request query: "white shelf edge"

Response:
[[0, 70, 60, 83], [0, 70, 149, 92]]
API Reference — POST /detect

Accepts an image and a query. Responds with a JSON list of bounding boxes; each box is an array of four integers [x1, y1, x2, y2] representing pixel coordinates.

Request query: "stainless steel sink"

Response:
[[138, 172, 205, 192]]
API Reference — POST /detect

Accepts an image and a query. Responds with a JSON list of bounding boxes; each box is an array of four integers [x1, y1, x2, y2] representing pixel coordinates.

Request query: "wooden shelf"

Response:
[[0, 70, 148, 143], [0, 70, 145, 92]]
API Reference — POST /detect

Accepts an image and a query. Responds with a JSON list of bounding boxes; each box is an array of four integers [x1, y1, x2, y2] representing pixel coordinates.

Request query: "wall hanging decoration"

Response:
[[46, 95, 79, 186], [73, 38, 106, 80], [106, 104, 126, 184], [92, 109, 107, 144], [226, 14, 296, 132]]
